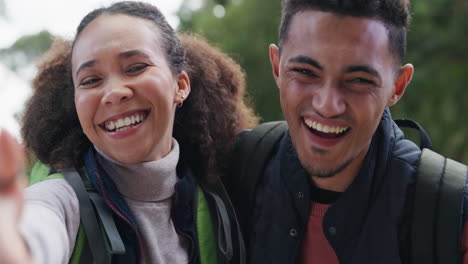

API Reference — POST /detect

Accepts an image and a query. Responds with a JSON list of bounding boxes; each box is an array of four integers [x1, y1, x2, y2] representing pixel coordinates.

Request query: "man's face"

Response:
[[270, 10, 412, 183]]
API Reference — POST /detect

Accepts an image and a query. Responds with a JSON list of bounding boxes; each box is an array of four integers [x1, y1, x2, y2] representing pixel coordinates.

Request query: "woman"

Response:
[[0, 1, 257, 263]]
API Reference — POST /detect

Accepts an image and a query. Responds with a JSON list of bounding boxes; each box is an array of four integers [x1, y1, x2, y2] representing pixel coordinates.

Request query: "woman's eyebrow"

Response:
[[119, 49, 150, 59], [75, 59, 96, 77]]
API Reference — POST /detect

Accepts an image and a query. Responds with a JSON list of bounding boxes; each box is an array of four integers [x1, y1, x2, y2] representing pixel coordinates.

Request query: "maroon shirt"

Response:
[[299, 203, 338, 264], [300, 202, 468, 263]]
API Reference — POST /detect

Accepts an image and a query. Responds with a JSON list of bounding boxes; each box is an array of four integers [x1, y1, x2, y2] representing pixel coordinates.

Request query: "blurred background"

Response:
[[0, 0, 467, 163]]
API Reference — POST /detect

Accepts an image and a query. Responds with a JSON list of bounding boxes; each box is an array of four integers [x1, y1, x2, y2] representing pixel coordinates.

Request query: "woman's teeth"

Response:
[[104, 113, 145, 132]]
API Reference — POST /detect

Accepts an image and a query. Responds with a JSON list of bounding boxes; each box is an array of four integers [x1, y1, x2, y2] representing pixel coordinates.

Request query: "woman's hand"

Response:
[[0, 129, 32, 264]]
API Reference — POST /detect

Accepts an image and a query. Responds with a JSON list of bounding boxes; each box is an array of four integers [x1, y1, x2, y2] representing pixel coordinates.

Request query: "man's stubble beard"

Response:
[[300, 145, 355, 179]]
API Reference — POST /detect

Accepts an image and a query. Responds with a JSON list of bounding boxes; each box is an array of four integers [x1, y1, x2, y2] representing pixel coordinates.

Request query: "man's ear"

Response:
[[174, 71, 191, 105], [269, 44, 280, 83], [388, 64, 414, 106]]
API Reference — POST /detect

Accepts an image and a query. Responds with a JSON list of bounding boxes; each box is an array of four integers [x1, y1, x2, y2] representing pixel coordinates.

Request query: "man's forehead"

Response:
[[279, 10, 396, 77], [283, 10, 390, 56], [289, 9, 388, 37]]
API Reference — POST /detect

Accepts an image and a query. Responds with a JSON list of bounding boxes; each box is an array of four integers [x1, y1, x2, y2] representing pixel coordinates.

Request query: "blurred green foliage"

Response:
[[178, 0, 468, 163], [8, 30, 53, 57], [0, 30, 53, 71], [178, 0, 281, 122], [397, 0, 468, 163]]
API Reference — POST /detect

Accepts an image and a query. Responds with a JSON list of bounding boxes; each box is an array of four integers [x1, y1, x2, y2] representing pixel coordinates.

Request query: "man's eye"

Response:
[[127, 64, 148, 73], [292, 68, 317, 77], [350, 78, 375, 85]]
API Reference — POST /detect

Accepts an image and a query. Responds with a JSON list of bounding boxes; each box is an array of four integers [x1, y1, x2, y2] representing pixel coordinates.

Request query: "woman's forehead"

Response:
[[71, 14, 164, 69]]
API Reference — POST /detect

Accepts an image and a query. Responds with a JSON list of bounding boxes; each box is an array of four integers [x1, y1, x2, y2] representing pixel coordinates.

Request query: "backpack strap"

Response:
[[411, 149, 468, 264], [394, 119, 433, 149], [230, 121, 288, 237], [205, 188, 233, 262], [61, 168, 125, 263], [88, 192, 126, 254], [202, 179, 247, 264], [61, 168, 110, 264]]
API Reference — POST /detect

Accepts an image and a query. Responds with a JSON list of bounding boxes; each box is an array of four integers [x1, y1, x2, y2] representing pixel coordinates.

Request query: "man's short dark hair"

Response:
[[279, 0, 411, 66]]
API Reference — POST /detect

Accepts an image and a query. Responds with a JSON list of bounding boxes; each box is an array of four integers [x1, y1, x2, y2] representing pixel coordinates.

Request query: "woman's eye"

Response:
[[80, 78, 101, 87], [127, 64, 148, 73]]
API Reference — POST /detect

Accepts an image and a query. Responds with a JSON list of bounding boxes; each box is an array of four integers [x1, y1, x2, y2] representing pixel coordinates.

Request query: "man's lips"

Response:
[[303, 117, 350, 139]]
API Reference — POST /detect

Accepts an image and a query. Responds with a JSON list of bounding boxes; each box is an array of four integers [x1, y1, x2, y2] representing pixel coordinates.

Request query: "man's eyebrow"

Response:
[[289, 55, 323, 70], [75, 60, 96, 77], [345, 65, 381, 79]]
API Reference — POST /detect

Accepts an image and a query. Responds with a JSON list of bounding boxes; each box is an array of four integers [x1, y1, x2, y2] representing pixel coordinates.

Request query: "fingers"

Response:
[[0, 194, 32, 264], [0, 129, 25, 193], [0, 130, 31, 264]]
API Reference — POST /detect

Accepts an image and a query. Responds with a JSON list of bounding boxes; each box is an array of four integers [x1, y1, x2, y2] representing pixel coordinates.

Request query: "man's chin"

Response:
[[303, 157, 353, 179]]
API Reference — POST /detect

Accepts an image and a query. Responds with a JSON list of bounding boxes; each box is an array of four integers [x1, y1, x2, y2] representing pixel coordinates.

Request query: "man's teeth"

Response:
[[105, 114, 145, 131], [304, 119, 348, 134]]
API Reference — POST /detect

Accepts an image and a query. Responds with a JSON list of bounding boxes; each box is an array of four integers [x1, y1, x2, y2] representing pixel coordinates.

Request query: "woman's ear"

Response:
[[388, 63, 414, 106], [174, 71, 191, 105]]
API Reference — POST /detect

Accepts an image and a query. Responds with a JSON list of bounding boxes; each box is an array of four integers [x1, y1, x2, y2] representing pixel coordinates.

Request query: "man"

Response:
[[227, 0, 468, 263]]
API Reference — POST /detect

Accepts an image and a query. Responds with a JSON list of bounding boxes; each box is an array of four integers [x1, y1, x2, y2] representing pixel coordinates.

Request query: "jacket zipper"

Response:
[[95, 171, 144, 264]]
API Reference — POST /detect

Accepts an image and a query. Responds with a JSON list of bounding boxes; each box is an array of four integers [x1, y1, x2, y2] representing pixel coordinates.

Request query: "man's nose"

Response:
[[312, 82, 346, 118]]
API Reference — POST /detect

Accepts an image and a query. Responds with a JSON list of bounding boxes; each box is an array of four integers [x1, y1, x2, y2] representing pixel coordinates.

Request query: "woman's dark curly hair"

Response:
[[21, 1, 258, 183]]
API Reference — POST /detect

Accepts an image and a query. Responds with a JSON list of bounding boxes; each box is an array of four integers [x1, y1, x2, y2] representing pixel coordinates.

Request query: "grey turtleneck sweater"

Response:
[[95, 139, 188, 263], [20, 139, 189, 264]]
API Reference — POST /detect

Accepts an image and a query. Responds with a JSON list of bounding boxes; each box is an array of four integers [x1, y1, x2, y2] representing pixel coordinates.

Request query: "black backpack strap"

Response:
[[88, 192, 126, 254], [394, 119, 432, 149], [62, 168, 111, 264], [62, 168, 126, 263], [231, 121, 288, 236], [203, 178, 247, 264], [411, 149, 468, 264], [205, 188, 233, 261]]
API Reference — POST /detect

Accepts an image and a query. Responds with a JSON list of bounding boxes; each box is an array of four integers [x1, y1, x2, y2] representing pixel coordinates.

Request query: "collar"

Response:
[[83, 146, 198, 236], [94, 139, 179, 202]]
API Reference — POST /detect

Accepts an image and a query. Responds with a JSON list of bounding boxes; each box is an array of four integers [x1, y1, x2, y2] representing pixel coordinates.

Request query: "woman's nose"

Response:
[[101, 78, 134, 105]]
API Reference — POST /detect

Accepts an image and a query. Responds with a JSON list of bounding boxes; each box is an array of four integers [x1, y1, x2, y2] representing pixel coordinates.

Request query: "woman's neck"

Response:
[[95, 138, 180, 202]]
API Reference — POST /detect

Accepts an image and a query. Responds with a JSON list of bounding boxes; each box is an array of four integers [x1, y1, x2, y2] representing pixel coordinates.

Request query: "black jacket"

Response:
[[244, 109, 422, 263]]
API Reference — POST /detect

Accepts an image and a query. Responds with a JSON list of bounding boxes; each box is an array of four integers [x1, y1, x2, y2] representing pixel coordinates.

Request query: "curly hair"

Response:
[[176, 33, 258, 182], [22, 3, 258, 183], [22, 39, 89, 169], [279, 0, 411, 66]]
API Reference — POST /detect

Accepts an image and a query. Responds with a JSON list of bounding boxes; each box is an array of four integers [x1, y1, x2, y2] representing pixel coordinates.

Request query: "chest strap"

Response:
[[61, 168, 125, 263]]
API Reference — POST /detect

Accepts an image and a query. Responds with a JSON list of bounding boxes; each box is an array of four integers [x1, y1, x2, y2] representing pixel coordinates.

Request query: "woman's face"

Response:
[[71, 14, 190, 163]]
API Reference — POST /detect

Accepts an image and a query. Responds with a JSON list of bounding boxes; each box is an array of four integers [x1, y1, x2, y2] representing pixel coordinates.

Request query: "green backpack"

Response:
[[229, 120, 468, 264]]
